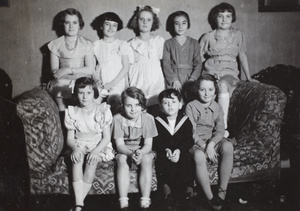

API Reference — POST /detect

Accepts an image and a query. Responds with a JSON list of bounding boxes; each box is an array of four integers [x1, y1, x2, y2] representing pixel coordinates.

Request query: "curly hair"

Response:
[[121, 87, 147, 111], [166, 11, 190, 37], [208, 2, 236, 30], [127, 5, 160, 35], [60, 8, 85, 29]]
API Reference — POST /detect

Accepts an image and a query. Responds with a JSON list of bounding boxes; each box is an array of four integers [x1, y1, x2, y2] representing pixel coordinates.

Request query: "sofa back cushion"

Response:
[[16, 88, 64, 173]]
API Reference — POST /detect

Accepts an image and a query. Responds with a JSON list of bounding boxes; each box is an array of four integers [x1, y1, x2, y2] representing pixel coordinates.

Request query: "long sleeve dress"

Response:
[[163, 36, 201, 87]]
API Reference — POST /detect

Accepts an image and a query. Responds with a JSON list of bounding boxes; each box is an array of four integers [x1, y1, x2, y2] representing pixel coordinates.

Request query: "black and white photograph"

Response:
[[0, 1, 299, 210]]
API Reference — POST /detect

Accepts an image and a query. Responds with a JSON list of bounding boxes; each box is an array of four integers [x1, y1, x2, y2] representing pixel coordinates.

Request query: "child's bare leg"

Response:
[[139, 153, 153, 208], [194, 150, 213, 200], [218, 141, 233, 200], [56, 96, 66, 111], [218, 82, 230, 136], [116, 154, 130, 208]]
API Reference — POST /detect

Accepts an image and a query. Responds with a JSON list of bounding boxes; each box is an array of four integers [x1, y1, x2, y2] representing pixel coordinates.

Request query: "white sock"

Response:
[[218, 92, 230, 129], [140, 197, 151, 208], [119, 197, 129, 208], [82, 181, 92, 203], [73, 180, 84, 206]]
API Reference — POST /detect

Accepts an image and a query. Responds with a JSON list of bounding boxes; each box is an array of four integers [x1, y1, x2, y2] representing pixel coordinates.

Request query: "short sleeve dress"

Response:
[[113, 112, 158, 151], [199, 28, 246, 88], [47, 35, 94, 98], [64, 102, 114, 161], [93, 39, 134, 95], [128, 35, 165, 106]]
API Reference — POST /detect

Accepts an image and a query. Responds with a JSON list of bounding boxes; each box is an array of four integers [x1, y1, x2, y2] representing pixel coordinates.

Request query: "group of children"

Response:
[[46, 2, 258, 211]]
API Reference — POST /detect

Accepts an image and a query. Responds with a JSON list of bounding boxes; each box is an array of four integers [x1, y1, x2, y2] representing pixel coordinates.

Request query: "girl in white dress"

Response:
[[65, 77, 114, 211], [127, 5, 165, 108], [92, 12, 133, 114]]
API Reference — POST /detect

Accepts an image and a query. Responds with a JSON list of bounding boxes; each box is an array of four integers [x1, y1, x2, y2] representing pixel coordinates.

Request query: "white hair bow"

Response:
[[137, 5, 160, 14]]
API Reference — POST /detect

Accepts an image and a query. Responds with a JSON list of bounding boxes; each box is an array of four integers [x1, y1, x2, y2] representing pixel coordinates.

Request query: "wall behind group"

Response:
[[0, 0, 299, 97]]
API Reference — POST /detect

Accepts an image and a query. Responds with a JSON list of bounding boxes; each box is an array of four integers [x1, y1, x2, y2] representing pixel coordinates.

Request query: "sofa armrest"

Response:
[[228, 82, 286, 166], [16, 88, 64, 173]]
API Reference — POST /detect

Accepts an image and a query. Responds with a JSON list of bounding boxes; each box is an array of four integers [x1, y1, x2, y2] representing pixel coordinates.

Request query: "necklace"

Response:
[[65, 36, 78, 51]]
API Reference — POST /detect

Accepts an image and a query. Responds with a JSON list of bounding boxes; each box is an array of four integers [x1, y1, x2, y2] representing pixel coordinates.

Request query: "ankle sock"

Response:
[[119, 197, 129, 208], [140, 197, 151, 208], [72, 180, 84, 206]]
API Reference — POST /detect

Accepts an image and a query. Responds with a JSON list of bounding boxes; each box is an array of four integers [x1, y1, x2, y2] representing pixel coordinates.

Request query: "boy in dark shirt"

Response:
[[153, 88, 194, 210]]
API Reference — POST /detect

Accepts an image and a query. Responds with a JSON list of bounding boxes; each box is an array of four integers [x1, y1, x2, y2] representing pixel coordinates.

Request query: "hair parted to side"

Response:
[[60, 8, 85, 29], [208, 2, 236, 30], [127, 5, 160, 36], [166, 11, 190, 37], [121, 87, 147, 111], [195, 74, 219, 96], [74, 77, 99, 100], [158, 88, 182, 103]]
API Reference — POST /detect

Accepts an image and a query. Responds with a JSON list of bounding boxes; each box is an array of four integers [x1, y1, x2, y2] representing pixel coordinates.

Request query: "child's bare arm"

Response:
[[91, 126, 111, 154], [115, 138, 134, 157], [104, 55, 129, 91], [139, 138, 153, 155]]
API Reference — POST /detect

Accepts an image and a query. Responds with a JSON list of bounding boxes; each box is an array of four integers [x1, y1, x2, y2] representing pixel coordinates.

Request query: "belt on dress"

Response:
[[212, 59, 237, 63]]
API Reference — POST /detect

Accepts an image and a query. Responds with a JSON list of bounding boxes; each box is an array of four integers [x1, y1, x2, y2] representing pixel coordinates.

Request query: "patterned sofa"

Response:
[[15, 81, 286, 196]]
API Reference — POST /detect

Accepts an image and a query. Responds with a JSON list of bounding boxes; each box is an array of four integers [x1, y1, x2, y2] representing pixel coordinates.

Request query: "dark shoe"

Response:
[[120, 207, 129, 211], [164, 195, 178, 211], [209, 195, 224, 211], [140, 207, 151, 211]]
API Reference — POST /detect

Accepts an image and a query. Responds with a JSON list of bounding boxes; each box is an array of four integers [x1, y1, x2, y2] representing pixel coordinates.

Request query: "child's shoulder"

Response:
[[186, 99, 201, 107], [141, 112, 155, 120]]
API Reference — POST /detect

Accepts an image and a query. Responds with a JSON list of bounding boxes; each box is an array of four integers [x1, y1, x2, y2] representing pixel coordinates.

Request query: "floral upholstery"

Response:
[[208, 82, 286, 184], [16, 88, 157, 195], [16, 81, 285, 194]]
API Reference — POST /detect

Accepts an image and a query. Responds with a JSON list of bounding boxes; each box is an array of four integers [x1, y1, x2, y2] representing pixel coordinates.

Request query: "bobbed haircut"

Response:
[[73, 77, 99, 100], [91, 12, 123, 31], [166, 11, 190, 37], [208, 2, 236, 30], [127, 5, 160, 36], [158, 88, 182, 103], [60, 8, 85, 29], [121, 87, 147, 111], [195, 74, 219, 96]]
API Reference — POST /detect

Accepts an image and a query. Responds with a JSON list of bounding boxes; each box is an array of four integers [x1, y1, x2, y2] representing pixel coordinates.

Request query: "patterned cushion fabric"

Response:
[[16, 88, 64, 173], [88, 160, 157, 194], [207, 82, 286, 184]]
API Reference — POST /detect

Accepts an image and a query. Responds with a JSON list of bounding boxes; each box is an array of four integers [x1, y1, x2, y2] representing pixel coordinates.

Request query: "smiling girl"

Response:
[[199, 3, 258, 137], [185, 74, 233, 211], [92, 12, 133, 114], [112, 87, 158, 210], [48, 8, 94, 112]]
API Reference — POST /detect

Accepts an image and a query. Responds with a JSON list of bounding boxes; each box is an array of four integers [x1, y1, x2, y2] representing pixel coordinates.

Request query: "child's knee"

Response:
[[218, 81, 229, 93], [116, 154, 129, 166], [141, 153, 153, 166], [220, 141, 233, 154], [193, 150, 206, 165]]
